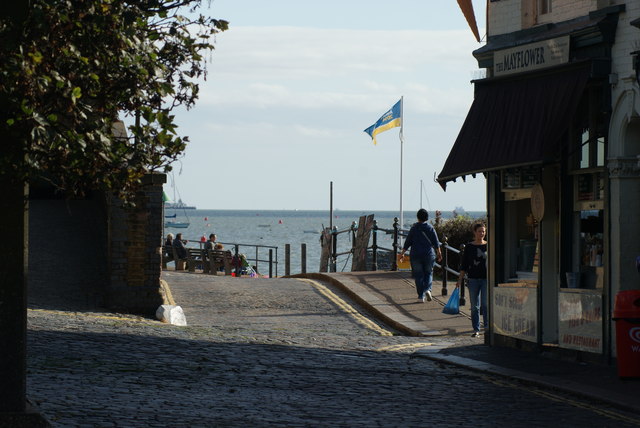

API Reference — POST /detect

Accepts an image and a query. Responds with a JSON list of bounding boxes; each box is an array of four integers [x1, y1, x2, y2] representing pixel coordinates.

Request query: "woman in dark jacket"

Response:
[[457, 222, 487, 337]]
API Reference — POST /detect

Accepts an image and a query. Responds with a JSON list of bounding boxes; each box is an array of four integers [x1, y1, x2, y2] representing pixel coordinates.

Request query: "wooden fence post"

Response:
[[372, 220, 378, 271], [392, 217, 399, 271], [285, 243, 290, 276]]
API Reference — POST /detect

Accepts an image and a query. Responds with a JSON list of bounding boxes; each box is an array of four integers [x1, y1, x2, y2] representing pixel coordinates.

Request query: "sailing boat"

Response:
[[164, 173, 191, 229], [404, 180, 432, 228], [420, 179, 430, 209], [165, 219, 190, 228]]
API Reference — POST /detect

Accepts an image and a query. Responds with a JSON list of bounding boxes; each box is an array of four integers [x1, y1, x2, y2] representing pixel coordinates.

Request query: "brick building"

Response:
[[440, 1, 640, 362]]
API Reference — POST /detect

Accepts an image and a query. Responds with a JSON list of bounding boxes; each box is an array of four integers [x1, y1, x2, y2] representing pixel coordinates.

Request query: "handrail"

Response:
[[325, 217, 467, 305], [220, 241, 279, 278], [188, 239, 279, 278]]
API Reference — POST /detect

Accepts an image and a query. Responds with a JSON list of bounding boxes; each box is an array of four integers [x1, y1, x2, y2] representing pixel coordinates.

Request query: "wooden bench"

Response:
[[207, 249, 233, 275], [162, 246, 174, 269], [172, 246, 189, 271], [187, 248, 206, 272]]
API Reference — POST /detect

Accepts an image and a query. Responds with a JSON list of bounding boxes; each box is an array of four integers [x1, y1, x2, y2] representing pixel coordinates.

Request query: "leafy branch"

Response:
[[0, 0, 228, 200]]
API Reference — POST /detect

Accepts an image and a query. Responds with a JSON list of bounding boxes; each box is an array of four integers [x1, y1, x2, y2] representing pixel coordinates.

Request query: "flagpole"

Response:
[[399, 96, 404, 238]]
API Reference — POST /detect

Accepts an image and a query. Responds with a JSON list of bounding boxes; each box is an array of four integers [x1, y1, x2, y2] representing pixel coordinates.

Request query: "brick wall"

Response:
[[489, 0, 523, 36], [542, 0, 609, 24], [106, 173, 167, 314], [488, 0, 614, 36]]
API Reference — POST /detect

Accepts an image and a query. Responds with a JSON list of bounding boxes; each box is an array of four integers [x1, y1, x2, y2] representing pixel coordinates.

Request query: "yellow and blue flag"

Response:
[[364, 99, 402, 145]]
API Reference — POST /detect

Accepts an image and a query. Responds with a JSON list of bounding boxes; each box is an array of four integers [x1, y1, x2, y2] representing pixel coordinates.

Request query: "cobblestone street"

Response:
[[26, 273, 640, 427]]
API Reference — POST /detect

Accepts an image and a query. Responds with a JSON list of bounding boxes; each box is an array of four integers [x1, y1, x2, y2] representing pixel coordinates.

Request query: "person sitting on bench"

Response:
[[173, 233, 188, 260]]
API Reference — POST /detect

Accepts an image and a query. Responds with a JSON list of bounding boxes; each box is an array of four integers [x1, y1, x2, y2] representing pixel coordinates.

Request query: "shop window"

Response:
[[579, 128, 606, 169], [563, 84, 607, 290], [501, 167, 541, 285], [575, 172, 604, 209], [580, 129, 589, 169], [569, 171, 604, 288], [596, 137, 605, 167], [539, 0, 551, 15], [502, 167, 540, 192], [565, 210, 603, 289]]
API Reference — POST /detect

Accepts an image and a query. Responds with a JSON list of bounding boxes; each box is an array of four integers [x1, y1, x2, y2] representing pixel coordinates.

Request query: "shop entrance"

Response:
[[503, 197, 539, 284]]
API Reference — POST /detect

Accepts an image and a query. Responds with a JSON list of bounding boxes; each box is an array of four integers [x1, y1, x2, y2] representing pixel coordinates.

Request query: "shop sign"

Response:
[[559, 292, 603, 353], [531, 183, 545, 221], [494, 36, 570, 77], [493, 287, 537, 342]]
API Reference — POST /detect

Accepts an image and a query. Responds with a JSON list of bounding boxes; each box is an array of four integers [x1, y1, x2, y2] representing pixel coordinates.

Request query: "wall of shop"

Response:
[[487, 0, 613, 38], [608, 1, 640, 305]]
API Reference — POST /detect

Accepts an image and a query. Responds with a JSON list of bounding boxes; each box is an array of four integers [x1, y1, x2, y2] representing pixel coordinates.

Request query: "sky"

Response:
[[164, 0, 488, 212]]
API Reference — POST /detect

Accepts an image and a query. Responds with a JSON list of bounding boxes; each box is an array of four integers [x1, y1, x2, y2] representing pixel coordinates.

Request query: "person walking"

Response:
[[399, 209, 442, 303], [457, 222, 488, 337]]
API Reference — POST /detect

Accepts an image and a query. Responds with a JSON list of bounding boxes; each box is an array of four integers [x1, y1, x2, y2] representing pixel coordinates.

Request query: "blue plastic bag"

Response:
[[442, 287, 460, 315]]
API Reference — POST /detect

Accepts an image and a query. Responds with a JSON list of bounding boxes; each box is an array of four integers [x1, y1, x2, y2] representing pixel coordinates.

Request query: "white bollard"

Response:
[[155, 304, 187, 326]]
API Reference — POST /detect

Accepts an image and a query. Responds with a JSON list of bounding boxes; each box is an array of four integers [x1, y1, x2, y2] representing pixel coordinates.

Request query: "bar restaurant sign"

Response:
[[494, 36, 570, 77], [558, 292, 603, 353]]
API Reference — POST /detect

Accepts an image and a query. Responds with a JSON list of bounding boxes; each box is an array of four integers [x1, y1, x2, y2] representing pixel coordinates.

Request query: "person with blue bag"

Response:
[[399, 209, 442, 303], [442, 286, 460, 315], [457, 222, 488, 337]]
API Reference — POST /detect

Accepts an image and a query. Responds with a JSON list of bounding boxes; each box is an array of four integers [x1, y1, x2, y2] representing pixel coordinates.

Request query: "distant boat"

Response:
[[165, 199, 197, 210], [165, 221, 190, 229], [453, 206, 467, 217], [165, 213, 177, 218], [303, 230, 319, 234]]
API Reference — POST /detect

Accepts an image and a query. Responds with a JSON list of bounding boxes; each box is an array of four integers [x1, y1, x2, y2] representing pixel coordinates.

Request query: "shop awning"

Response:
[[437, 64, 591, 189]]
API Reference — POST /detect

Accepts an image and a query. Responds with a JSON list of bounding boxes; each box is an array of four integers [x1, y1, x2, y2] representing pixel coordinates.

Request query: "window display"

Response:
[[566, 209, 603, 289], [579, 210, 603, 289]]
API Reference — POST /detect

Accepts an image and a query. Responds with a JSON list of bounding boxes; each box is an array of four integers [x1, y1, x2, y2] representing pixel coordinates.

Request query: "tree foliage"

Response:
[[0, 0, 228, 199]]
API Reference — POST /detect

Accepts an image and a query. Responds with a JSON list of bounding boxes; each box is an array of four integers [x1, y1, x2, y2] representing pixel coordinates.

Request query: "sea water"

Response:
[[164, 209, 485, 276]]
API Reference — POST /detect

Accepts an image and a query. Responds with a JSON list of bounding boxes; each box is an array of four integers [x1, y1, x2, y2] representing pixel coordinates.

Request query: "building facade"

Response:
[[439, 0, 640, 361]]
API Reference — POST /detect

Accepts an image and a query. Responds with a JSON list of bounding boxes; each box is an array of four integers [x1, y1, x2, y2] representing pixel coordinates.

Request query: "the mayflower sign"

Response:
[[494, 36, 570, 77]]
